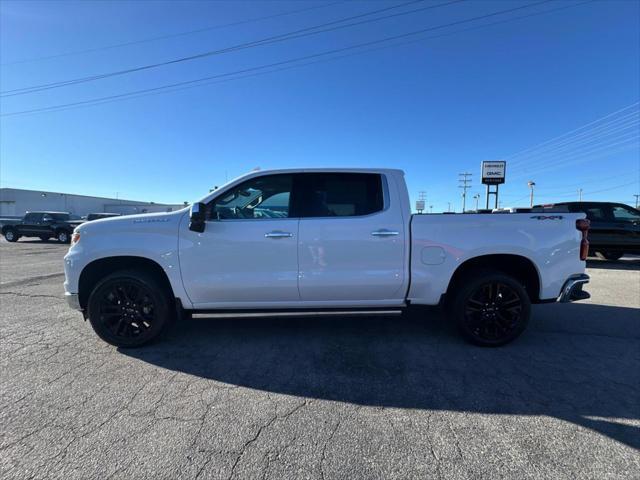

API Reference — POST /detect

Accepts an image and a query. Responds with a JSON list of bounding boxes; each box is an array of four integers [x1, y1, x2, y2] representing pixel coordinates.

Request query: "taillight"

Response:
[[576, 219, 590, 261]]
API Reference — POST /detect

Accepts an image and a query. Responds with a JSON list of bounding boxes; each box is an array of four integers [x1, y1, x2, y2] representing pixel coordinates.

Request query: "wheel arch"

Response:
[[78, 256, 174, 310], [445, 254, 541, 303]]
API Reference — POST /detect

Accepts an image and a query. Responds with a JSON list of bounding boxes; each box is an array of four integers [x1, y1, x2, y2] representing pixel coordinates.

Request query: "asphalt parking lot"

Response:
[[0, 240, 638, 479]]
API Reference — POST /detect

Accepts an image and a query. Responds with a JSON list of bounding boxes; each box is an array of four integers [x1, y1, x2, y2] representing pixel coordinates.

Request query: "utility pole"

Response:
[[473, 193, 480, 211], [416, 191, 427, 213], [447, 202, 452, 212], [458, 173, 472, 213], [528, 180, 536, 208], [578, 188, 583, 202], [634, 194, 639, 208], [429, 205, 433, 214]]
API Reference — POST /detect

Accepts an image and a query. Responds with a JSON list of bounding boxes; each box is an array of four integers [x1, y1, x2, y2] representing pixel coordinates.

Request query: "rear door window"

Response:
[[24, 213, 42, 223], [583, 206, 607, 221], [295, 173, 384, 218]]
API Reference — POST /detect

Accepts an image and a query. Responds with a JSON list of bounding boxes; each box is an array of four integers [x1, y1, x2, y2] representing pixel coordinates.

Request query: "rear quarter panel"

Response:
[[408, 213, 586, 304]]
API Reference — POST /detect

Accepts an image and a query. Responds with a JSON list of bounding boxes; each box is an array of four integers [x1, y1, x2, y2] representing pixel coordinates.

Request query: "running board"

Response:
[[190, 309, 403, 319]]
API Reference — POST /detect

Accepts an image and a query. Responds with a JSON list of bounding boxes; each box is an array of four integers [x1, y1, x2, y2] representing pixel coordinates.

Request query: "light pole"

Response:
[[528, 181, 536, 207], [447, 202, 452, 212], [473, 193, 480, 211], [429, 205, 433, 214], [578, 188, 583, 202]]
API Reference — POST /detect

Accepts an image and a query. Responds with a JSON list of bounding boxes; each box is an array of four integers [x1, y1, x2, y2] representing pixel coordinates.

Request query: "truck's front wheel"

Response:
[[87, 270, 172, 348], [450, 271, 531, 347]]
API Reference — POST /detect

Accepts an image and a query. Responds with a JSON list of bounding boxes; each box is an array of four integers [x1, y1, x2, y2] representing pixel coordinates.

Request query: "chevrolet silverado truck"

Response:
[[2, 211, 83, 243], [63, 169, 590, 348]]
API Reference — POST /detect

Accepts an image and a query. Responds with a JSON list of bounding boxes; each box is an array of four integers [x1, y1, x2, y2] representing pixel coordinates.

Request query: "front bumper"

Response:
[[557, 274, 590, 303], [65, 292, 82, 311]]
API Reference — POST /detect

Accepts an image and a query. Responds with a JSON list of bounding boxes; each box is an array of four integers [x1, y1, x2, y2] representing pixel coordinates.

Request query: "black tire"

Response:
[[87, 269, 173, 348], [596, 251, 623, 261], [56, 230, 71, 243], [449, 270, 531, 347], [3, 228, 18, 242], [40, 236, 50, 242]]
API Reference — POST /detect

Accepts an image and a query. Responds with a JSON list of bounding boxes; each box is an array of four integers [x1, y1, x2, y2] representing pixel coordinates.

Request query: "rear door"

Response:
[[21, 213, 43, 235], [570, 204, 611, 249], [296, 172, 407, 304]]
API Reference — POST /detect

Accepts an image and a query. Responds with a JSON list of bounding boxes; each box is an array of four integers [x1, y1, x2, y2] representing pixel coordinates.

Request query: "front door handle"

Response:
[[371, 229, 400, 237], [265, 231, 293, 238]]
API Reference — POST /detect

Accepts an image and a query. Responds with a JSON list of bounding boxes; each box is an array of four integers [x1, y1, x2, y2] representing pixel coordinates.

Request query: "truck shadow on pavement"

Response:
[[122, 303, 640, 449]]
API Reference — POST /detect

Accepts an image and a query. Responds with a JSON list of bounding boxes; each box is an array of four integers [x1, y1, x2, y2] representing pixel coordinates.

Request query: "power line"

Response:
[[1, 0, 572, 117], [0, 1, 346, 66], [508, 139, 639, 180], [508, 131, 640, 176], [504, 101, 639, 163], [2, 0, 464, 97], [507, 111, 639, 169]]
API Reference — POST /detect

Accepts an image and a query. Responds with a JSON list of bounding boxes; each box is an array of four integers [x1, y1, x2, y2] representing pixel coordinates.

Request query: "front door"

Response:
[[296, 172, 407, 304], [610, 204, 640, 251], [179, 174, 300, 308]]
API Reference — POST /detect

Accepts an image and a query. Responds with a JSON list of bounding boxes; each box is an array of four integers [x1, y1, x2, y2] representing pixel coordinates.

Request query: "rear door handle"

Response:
[[265, 231, 293, 238], [371, 229, 400, 237]]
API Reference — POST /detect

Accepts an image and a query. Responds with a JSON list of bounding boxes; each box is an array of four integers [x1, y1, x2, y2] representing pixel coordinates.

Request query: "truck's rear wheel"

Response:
[[56, 230, 70, 243], [450, 271, 530, 347], [87, 270, 172, 347], [3, 228, 18, 242]]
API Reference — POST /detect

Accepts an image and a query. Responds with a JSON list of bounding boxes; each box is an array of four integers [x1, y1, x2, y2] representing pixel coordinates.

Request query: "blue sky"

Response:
[[1, 0, 639, 212]]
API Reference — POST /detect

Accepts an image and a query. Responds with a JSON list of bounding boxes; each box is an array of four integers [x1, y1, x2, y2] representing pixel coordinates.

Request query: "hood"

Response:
[[76, 209, 188, 235]]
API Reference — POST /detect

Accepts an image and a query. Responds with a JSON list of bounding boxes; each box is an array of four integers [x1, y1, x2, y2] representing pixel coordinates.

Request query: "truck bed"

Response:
[[408, 212, 586, 304]]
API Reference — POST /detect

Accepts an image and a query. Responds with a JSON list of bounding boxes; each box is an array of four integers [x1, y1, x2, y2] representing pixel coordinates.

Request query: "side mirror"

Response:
[[189, 202, 206, 233]]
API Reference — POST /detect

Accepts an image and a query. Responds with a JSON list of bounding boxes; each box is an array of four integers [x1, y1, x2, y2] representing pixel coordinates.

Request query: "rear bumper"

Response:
[[65, 292, 82, 311], [557, 274, 590, 303]]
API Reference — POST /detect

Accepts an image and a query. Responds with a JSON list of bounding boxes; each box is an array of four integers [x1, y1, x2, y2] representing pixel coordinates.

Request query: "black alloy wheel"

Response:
[[452, 271, 531, 347], [87, 270, 171, 347]]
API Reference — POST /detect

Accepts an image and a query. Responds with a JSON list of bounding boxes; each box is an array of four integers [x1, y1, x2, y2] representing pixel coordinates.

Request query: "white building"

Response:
[[0, 188, 186, 218]]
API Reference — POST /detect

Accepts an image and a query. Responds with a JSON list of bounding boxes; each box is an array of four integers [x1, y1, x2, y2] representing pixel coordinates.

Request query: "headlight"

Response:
[[71, 232, 81, 245]]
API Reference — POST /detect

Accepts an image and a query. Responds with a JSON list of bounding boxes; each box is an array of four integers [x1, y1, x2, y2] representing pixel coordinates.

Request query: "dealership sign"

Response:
[[481, 161, 506, 185]]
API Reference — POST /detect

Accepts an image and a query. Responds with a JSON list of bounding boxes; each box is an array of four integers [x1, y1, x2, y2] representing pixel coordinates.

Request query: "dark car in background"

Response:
[[86, 213, 121, 221], [535, 202, 640, 260], [0, 211, 84, 243]]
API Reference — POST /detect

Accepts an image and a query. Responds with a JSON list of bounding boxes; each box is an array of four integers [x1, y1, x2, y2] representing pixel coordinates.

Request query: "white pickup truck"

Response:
[[64, 169, 590, 348]]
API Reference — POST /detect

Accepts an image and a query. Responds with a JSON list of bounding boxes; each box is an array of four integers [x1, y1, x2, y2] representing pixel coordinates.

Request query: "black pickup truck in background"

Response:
[[535, 202, 640, 260], [0, 212, 84, 243]]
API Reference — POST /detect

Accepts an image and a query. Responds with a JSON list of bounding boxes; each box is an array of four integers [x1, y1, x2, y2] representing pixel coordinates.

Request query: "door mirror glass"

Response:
[[189, 202, 206, 232]]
